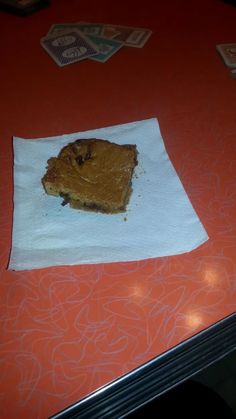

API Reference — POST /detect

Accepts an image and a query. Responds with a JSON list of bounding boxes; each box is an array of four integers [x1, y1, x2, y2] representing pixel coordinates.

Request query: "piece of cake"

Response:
[[42, 138, 138, 213]]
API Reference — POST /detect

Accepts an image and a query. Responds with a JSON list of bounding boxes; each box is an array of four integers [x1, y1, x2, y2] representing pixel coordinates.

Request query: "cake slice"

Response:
[[42, 138, 138, 213]]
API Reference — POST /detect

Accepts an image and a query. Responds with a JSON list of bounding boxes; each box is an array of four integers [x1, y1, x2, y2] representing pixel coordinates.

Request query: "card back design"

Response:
[[41, 30, 99, 66]]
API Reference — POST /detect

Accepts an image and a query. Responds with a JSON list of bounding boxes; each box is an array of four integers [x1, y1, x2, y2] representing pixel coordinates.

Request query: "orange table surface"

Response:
[[1, 0, 236, 418]]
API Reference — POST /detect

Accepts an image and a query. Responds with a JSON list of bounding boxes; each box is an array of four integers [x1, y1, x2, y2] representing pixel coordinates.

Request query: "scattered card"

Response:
[[41, 22, 152, 66], [48, 22, 104, 37], [216, 43, 236, 68], [40, 30, 99, 66], [102, 24, 152, 48], [48, 23, 83, 36], [76, 22, 104, 36], [87, 35, 123, 62], [102, 26, 121, 39]]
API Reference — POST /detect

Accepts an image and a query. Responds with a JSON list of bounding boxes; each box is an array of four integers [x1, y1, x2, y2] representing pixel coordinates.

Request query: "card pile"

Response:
[[40, 22, 152, 67], [216, 43, 236, 78]]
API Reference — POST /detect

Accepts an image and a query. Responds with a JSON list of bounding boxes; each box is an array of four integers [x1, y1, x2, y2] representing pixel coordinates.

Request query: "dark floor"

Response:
[[127, 349, 236, 418]]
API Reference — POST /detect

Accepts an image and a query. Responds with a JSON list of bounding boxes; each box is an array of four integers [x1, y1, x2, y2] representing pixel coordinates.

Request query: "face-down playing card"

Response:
[[40, 30, 99, 66]]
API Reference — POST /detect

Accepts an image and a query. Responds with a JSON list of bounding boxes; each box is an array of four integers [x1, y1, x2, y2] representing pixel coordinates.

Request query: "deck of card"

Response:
[[40, 22, 152, 66]]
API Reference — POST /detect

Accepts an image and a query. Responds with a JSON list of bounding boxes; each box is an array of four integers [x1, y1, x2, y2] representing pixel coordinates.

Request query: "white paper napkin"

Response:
[[9, 118, 208, 270]]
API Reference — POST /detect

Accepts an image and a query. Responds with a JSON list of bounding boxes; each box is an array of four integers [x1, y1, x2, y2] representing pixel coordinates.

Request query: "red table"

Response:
[[1, 1, 236, 418]]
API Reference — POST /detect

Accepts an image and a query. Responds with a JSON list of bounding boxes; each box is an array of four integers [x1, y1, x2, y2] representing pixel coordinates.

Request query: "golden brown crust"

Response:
[[42, 138, 138, 213]]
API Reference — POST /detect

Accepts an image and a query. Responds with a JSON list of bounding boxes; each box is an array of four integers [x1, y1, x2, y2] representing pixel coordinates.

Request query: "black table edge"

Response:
[[50, 312, 236, 419]]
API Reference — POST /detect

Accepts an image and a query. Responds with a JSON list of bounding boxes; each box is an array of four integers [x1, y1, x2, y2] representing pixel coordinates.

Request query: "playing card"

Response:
[[40, 30, 99, 66], [216, 43, 236, 68], [102, 26, 121, 39], [47, 23, 83, 36], [48, 22, 104, 37], [86, 35, 123, 62], [76, 22, 104, 36], [102, 24, 152, 48]]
